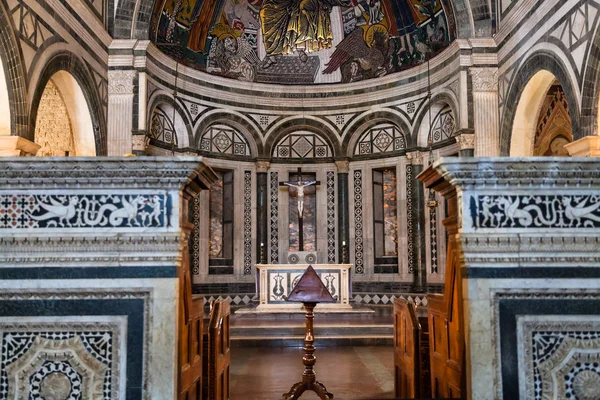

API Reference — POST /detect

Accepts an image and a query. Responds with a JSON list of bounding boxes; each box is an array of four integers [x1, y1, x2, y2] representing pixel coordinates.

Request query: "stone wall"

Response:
[[34, 80, 75, 156]]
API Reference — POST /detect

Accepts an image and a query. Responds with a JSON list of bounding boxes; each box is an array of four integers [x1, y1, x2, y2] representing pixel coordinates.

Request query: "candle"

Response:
[[260, 242, 264, 247], [342, 241, 346, 246]]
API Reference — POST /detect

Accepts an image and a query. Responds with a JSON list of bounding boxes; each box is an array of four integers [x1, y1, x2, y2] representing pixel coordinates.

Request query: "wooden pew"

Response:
[[420, 166, 466, 399], [179, 293, 205, 399], [203, 300, 231, 399], [394, 298, 431, 398]]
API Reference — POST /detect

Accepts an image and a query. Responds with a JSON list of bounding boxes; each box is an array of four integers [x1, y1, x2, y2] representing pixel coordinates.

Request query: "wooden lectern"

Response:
[[282, 265, 335, 400]]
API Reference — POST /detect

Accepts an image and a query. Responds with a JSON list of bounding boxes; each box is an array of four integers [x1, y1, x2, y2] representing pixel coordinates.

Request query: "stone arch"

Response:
[[449, 0, 475, 38], [580, 21, 600, 138], [343, 110, 412, 156], [147, 94, 193, 149], [113, 0, 155, 39], [29, 52, 107, 155], [500, 51, 581, 156], [0, 1, 28, 137], [195, 111, 262, 157], [265, 117, 340, 159], [413, 92, 460, 147]]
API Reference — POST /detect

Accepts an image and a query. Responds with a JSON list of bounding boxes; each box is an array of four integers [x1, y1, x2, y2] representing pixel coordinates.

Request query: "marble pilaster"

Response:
[[470, 68, 499, 157], [107, 69, 137, 156], [406, 152, 426, 290]]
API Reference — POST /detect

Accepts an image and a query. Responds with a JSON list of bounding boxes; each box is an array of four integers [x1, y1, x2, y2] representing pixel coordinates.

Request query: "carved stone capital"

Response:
[[108, 70, 137, 95], [132, 134, 148, 152], [335, 160, 349, 173], [470, 68, 499, 92], [406, 151, 425, 165], [255, 161, 270, 173], [456, 134, 475, 150]]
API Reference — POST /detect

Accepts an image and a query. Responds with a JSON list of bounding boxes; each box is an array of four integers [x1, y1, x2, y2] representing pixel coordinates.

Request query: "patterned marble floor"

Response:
[[230, 346, 395, 400]]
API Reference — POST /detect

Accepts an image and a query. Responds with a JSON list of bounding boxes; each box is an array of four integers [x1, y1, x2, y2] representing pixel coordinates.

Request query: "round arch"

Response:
[[265, 117, 340, 159], [342, 110, 412, 156], [29, 52, 107, 155], [195, 111, 262, 157], [0, 2, 28, 137], [500, 51, 580, 156], [147, 94, 194, 149]]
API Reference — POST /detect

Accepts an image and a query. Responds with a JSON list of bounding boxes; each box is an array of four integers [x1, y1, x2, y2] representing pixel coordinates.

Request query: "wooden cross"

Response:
[[280, 167, 320, 251]]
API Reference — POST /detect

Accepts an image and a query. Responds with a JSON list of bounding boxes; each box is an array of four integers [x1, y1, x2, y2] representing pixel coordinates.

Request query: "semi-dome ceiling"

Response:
[[150, 0, 456, 85]]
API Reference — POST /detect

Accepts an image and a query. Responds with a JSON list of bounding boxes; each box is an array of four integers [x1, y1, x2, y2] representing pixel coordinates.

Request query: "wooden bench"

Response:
[[203, 299, 231, 399]]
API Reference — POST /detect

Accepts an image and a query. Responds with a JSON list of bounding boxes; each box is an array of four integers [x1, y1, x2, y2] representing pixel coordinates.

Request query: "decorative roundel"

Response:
[[288, 253, 299, 264], [305, 253, 317, 263], [572, 369, 600, 400], [30, 360, 82, 400]]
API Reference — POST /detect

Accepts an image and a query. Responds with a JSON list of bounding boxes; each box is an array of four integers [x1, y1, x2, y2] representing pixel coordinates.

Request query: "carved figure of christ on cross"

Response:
[[280, 168, 320, 251]]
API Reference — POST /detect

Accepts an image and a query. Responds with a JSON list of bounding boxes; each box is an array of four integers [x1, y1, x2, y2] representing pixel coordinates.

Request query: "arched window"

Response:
[[354, 124, 406, 156], [273, 131, 332, 159]]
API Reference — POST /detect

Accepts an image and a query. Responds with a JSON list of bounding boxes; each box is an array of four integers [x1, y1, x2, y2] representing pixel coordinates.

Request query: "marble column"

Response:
[[256, 161, 270, 264], [107, 69, 137, 156], [564, 136, 600, 157], [335, 160, 350, 263], [0, 136, 40, 156], [133, 41, 150, 156], [406, 152, 427, 291], [470, 68, 499, 157], [455, 130, 475, 157]]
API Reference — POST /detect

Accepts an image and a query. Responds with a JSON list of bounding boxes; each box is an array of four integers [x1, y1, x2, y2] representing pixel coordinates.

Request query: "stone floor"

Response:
[[230, 346, 395, 400]]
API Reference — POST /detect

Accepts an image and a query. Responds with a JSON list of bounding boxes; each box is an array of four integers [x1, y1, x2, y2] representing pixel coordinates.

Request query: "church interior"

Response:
[[1, 0, 600, 399]]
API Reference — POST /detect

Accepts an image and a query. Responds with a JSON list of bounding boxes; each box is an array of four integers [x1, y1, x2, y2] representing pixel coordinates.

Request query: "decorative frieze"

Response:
[[406, 164, 415, 274], [468, 194, 600, 229], [0, 194, 168, 230], [326, 171, 336, 263], [243, 170, 252, 274], [269, 171, 279, 263]]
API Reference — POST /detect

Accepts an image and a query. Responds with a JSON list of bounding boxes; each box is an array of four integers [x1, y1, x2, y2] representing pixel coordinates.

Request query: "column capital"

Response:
[[564, 136, 600, 157], [406, 151, 425, 165], [0, 136, 40, 157], [470, 67, 499, 92], [131, 132, 148, 153], [108, 70, 136, 94], [256, 160, 270, 172], [335, 160, 349, 173], [455, 132, 475, 151]]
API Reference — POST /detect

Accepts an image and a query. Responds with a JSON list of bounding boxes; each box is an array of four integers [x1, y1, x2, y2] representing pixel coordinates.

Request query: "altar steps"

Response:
[[230, 307, 393, 347]]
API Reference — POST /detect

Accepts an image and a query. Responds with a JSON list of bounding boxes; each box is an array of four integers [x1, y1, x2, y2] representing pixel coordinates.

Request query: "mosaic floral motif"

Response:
[[243, 171, 252, 274], [353, 170, 364, 273], [355, 124, 406, 156], [327, 171, 336, 263], [470, 194, 600, 229], [200, 125, 251, 156], [0, 194, 168, 229], [150, 0, 457, 84]]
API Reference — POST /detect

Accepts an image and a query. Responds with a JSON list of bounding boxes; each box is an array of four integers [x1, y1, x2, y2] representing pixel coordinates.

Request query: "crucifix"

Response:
[[280, 168, 320, 251]]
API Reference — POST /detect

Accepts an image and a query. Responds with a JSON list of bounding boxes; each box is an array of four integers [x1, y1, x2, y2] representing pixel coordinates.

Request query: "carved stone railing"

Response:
[[423, 157, 600, 400], [0, 157, 217, 399]]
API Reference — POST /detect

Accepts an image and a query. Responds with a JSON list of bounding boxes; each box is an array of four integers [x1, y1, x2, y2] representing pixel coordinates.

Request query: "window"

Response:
[[373, 168, 398, 273], [209, 170, 234, 273]]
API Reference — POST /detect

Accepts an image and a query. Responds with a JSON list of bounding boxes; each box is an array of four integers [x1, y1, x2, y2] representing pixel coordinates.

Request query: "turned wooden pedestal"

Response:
[[282, 302, 333, 400]]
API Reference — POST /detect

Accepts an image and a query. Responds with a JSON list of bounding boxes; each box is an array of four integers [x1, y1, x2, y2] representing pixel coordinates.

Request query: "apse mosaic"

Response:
[[150, 0, 457, 84]]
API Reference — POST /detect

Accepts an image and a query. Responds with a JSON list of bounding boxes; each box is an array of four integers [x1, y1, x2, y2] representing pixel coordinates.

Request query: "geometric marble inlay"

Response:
[[518, 316, 600, 400], [0, 319, 123, 400]]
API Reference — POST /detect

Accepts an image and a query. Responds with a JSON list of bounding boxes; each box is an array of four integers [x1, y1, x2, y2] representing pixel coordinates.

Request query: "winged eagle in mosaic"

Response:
[[322, 25, 390, 82]]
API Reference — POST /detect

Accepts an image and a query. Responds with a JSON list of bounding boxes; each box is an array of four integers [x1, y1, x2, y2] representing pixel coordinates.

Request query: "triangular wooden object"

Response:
[[285, 265, 335, 303]]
